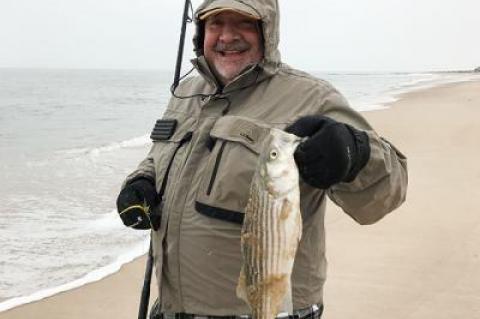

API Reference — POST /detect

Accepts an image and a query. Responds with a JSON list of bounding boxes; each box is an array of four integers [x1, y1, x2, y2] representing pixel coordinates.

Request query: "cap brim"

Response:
[[198, 1, 260, 21], [200, 8, 260, 20]]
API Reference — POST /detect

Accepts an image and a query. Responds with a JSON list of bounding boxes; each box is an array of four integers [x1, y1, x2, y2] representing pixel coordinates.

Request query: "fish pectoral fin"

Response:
[[236, 267, 249, 303]]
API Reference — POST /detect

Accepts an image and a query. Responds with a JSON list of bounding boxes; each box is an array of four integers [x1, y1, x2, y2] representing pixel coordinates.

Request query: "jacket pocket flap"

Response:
[[210, 116, 270, 154]]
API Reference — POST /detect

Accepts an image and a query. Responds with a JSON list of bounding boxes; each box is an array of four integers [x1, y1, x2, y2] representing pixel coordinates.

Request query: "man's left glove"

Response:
[[116, 178, 160, 230], [286, 115, 371, 189]]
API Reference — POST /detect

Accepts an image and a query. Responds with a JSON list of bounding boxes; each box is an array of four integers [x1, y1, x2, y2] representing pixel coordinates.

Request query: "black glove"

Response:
[[285, 115, 370, 189], [116, 178, 160, 230]]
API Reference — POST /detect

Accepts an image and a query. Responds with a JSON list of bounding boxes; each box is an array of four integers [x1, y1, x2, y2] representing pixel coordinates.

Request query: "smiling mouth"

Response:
[[218, 50, 246, 57]]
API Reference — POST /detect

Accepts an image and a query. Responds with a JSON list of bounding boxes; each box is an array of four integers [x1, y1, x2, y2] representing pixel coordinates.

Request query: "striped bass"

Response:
[[237, 128, 303, 319]]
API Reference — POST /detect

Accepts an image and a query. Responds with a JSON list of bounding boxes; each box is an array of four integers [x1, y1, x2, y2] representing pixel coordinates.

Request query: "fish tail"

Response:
[[281, 280, 293, 315]]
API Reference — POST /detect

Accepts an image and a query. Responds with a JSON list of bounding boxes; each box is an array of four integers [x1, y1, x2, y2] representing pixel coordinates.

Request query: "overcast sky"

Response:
[[0, 0, 478, 72]]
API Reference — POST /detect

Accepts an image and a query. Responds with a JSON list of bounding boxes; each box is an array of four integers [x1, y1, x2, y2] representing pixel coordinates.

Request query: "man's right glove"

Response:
[[116, 178, 160, 230], [286, 115, 370, 189]]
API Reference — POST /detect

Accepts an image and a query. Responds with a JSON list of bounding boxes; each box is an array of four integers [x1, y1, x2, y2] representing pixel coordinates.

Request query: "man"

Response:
[[116, 0, 408, 318]]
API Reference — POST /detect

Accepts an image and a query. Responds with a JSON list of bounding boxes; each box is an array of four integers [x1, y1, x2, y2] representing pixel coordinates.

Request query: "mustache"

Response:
[[214, 41, 251, 52]]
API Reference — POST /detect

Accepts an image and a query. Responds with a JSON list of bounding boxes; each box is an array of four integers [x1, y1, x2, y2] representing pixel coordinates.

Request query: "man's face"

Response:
[[203, 11, 264, 85]]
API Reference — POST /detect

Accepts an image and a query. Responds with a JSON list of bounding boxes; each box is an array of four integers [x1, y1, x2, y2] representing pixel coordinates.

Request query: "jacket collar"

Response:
[[191, 55, 279, 96]]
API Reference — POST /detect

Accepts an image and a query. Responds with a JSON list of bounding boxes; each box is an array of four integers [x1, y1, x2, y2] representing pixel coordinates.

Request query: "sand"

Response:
[[2, 80, 480, 319], [323, 79, 480, 318]]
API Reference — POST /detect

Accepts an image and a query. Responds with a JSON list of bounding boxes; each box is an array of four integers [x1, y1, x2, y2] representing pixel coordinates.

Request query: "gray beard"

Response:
[[212, 61, 258, 86]]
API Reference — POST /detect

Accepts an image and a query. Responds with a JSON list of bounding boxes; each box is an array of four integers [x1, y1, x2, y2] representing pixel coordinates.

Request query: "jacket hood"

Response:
[[192, 0, 281, 85]]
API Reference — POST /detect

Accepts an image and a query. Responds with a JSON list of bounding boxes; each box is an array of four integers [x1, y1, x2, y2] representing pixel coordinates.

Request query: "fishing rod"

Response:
[[173, 0, 193, 91], [138, 240, 154, 319], [137, 1, 192, 319]]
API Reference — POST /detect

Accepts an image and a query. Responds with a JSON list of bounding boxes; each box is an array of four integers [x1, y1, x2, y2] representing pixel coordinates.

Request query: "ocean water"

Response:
[[0, 68, 478, 312]]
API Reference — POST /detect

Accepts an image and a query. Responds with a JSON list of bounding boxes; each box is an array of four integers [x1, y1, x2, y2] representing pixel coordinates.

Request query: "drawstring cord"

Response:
[[169, 65, 262, 103]]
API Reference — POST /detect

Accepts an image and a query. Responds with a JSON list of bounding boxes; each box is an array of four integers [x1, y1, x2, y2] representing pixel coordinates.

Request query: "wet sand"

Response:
[[0, 257, 158, 319], [2, 80, 480, 319]]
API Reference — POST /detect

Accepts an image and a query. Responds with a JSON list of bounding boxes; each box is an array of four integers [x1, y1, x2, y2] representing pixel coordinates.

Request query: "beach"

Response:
[[0, 256, 158, 319], [2, 79, 480, 318]]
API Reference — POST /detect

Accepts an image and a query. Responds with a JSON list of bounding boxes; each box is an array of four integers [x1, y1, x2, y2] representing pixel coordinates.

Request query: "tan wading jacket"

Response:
[[123, 0, 408, 315]]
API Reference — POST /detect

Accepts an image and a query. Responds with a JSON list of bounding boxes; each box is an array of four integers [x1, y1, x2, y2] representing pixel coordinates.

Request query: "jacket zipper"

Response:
[[158, 131, 193, 199], [206, 140, 226, 196]]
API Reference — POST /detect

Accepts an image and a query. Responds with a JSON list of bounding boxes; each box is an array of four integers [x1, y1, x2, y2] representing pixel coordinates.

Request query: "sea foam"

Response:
[[58, 134, 150, 157]]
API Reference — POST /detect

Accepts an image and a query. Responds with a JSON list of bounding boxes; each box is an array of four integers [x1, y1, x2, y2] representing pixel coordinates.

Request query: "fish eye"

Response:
[[269, 149, 278, 160]]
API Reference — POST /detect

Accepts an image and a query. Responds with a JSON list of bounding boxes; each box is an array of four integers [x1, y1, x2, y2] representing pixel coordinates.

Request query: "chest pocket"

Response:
[[195, 116, 271, 224], [151, 113, 195, 203]]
